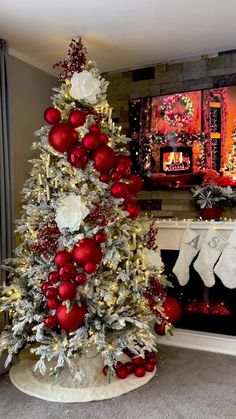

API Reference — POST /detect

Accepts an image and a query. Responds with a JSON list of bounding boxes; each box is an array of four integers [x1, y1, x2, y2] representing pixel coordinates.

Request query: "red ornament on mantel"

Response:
[[68, 109, 87, 127], [56, 303, 87, 331], [93, 145, 116, 172], [68, 146, 88, 168], [49, 123, 77, 152], [44, 107, 61, 125]]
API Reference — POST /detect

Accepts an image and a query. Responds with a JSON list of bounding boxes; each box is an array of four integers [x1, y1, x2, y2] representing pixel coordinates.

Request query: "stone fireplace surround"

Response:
[[142, 219, 236, 356]]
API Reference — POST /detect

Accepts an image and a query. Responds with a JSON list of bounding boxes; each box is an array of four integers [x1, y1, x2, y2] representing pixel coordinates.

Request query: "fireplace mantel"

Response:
[[141, 218, 236, 356]]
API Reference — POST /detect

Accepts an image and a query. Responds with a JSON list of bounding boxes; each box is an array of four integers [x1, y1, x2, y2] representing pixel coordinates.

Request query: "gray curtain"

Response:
[[0, 39, 14, 286]]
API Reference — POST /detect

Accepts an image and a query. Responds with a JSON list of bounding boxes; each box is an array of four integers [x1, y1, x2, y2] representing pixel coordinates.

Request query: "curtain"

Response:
[[0, 39, 14, 286]]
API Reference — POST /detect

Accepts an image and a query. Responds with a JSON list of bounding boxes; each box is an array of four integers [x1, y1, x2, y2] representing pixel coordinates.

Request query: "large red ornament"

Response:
[[110, 182, 129, 199], [68, 146, 89, 169], [163, 297, 182, 324], [56, 303, 87, 331], [68, 109, 87, 127], [82, 133, 100, 151], [154, 322, 166, 336], [89, 124, 100, 134], [93, 145, 116, 172], [59, 264, 76, 281], [58, 282, 77, 301], [44, 315, 57, 329], [84, 262, 97, 274], [48, 271, 60, 284], [124, 202, 140, 219], [54, 251, 73, 268], [134, 366, 145, 378], [44, 107, 61, 125], [49, 123, 77, 152], [72, 238, 103, 266], [128, 174, 143, 193]]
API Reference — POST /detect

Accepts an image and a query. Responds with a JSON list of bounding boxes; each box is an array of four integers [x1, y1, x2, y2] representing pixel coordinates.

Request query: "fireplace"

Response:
[[160, 146, 193, 175]]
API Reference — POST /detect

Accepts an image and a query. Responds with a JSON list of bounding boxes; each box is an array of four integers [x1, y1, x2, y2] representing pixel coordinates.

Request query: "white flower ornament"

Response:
[[55, 194, 89, 233], [70, 70, 101, 105]]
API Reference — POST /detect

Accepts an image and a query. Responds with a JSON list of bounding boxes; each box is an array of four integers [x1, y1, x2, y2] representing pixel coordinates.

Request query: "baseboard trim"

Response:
[[158, 328, 236, 356]]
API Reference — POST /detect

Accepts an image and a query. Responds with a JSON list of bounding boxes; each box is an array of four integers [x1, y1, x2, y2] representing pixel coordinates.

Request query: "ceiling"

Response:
[[1, 0, 236, 76]]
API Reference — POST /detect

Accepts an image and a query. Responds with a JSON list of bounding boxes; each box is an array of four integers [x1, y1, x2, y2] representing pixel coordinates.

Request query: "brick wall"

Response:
[[105, 51, 236, 134]]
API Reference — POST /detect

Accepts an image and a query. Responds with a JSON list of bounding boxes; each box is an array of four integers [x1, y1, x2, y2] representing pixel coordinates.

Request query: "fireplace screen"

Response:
[[160, 146, 193, 174]]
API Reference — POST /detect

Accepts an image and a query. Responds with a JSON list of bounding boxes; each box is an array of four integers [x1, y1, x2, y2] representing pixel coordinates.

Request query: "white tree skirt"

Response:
[[9, 352, 156, 403]]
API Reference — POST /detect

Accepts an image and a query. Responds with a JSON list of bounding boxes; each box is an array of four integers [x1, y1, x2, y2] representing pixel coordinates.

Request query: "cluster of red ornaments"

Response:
[[103, 350, 157, 380], [30, 220, 60, 258], [44, 106, 142, 220]]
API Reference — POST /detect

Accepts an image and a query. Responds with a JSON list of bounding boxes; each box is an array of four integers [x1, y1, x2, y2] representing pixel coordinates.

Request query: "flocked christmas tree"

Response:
[[0, 39, 170, 382], [224, 119, 236, 179]]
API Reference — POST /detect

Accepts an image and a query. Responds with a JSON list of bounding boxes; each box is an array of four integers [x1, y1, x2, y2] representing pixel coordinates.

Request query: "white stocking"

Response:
[[193, 229, 227, 287], [172, 228, 203, 286], [214, 229, 236, 289]]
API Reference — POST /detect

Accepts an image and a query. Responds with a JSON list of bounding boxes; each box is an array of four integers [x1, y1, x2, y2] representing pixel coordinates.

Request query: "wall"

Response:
[[105, 52, 236, 133], [8, 55, 56, 217]]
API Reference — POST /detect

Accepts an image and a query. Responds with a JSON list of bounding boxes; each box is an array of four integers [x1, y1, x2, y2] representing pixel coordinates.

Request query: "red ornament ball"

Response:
[[95, 231, 107, 244], [163, 297, 182, 324], [134, 366, 146, 378], [59, 264, 76, 281], [111, 171, 122, 182], [47, 298, 59, 309], [89, 124, 100, 134], [128, 174, 143, 193], [49, 123, 77, 153], [44, 315, 57, 329], [56, 303, 87, 331], [93, 145, 116, 173], [149, 356, 157, 365], [74, 273, 87, 286], [82, 133, 100, 151], [84, 262, 97, 274], [132, 357, 145, 367], [99, 132, 109, 144], [54, 251, 73, 268], [154, 322, 166, 336], [48, 271, 60, 284], [124, 362, 133, 374], [110, 182, 129, 199], [116, 367, 128, 379], [42, 282, 51, 294], [114, 361, 123, 371], [103, 365, 109, 376], [68, 146, 89, 169], [145, 361, 155, 372], [68, 109, 87, 127], [124, 202, 140, 219], [45, 287, 58, 299], [58, 282, 77, 301], [72, 238, 102, 266], [99, 174, 110, 183], [115, 164, 130, 177], [44, 107, 61, 125], [116, 155, 132, 169]]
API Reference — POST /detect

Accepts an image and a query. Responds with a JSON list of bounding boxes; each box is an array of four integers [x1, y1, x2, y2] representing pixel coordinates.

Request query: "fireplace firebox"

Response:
[[160, 146, 193, 175]]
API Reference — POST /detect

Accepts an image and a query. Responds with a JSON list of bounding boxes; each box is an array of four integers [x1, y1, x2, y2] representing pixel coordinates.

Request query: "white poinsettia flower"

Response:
[[55, 194, 89, 233], [69, 70, 101, 104], [143, 248, 163, 269]]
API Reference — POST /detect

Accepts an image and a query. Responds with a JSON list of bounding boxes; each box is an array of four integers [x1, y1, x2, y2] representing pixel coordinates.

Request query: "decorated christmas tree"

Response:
[[0, 40, 171, 388], [224, 119, 236, 179]]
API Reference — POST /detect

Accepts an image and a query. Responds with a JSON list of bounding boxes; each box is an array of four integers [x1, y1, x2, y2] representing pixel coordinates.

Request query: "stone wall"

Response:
[[105, 51, 236, 134]]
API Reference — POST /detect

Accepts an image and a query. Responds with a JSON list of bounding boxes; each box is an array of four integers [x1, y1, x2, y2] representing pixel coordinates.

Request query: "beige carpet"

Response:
[[0, 345, 236, 419]]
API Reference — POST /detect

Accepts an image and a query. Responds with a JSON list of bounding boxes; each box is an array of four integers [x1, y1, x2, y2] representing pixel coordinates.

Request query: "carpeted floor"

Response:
[[0, 346, 236, 419]]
